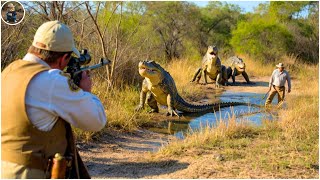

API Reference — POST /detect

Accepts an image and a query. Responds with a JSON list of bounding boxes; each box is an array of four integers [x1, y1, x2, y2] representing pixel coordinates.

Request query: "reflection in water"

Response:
[[149, 91, 279, 139]]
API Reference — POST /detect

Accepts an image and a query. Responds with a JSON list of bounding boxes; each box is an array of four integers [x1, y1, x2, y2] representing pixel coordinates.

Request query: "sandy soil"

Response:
[[78, 129, 177, 178], [79, 75, 312, 178]]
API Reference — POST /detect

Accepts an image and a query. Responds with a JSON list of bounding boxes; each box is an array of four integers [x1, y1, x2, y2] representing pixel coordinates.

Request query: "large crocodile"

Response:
[[190, 45, 228, 87], [135, 60, 248, 116], [225, 56, 252, 84]]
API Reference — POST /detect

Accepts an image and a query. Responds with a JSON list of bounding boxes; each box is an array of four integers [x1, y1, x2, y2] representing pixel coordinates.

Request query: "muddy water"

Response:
[[148, 90, 276, 139]]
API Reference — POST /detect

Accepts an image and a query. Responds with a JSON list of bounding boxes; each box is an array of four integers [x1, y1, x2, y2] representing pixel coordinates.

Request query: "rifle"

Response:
[[262, 89, 270, 100], [65, 49, 111, 86]]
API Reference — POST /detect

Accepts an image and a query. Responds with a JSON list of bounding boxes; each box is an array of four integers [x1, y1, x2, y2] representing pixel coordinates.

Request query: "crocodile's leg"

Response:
[[166, 94, 180, 117], [221, 66, 228, 85], [242, 71, 251, 84], [232, 68, 237, 84], [135, 90, 147, 112], [202, 68, 208, 85], [191, 67, 202, 83], [196, 69, 202, 83], [226, 67, 232, 85], [216, 72, 222, 88], [226, 67, 232, 80], [135, 79, 149, 112], [146, 91, 159, 113]]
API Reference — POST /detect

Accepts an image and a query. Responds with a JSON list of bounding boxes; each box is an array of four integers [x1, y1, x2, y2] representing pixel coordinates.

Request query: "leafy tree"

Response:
[[231, 1, 318, 63], [199, 2, 243, 56], [269, 1, 310, 21], [285, 2, 319, 63], [143, 1, 201, 61], [231, 15, 293, 62]]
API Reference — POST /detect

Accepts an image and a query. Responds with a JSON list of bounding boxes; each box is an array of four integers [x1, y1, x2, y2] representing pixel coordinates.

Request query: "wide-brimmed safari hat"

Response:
[[276, 63, 285, 68], [32, 20, 80, 57]]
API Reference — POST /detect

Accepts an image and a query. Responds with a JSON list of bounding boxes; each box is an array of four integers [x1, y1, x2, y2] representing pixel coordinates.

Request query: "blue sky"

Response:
[[193, 1, 267, 12]]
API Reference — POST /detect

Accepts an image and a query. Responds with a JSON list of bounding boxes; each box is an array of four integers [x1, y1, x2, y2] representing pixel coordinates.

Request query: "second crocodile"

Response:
[[190, 45, 228, 87], [225, 56, 253, 84]]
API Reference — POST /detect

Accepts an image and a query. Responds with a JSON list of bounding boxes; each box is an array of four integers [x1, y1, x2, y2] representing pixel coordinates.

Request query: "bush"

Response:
[[230, 16, 294, 63]]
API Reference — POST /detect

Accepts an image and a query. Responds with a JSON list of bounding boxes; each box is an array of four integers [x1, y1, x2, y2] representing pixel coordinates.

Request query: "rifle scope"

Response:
[[68, 49, 91, 66]]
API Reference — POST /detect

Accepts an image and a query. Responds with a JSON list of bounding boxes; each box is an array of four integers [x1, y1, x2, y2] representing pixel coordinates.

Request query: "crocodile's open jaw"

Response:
[[237, 64, 245, 72], [139, 63, 155, 75], [138, 63, 147, 74], [138, 61, 161, 80], [209, 51, 216, 56], [207, 45, 218, 58], [208, 50, 217, 59]]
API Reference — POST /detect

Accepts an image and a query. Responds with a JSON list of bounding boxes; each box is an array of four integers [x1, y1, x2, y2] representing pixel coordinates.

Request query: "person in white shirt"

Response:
[[1, 20, 106, 178], [265, 63, 292, 108]]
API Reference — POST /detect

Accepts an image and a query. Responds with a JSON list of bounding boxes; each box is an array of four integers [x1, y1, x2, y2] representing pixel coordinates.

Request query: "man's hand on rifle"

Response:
[[79, 70, 92, 92]]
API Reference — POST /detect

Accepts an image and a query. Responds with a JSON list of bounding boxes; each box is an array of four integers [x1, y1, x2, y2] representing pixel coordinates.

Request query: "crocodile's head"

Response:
[[207, 45, 219, 60], [234, 57, 246, 72], [138, 60, 164, 84]]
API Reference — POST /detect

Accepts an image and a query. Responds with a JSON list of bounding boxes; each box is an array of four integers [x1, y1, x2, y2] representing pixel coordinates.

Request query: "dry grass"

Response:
[[279, 62, 318, 139], [155, 57, 319, 178], [276, 62, 319, 169], [165, 58, 205, 100], [74, 77, 153, 141]]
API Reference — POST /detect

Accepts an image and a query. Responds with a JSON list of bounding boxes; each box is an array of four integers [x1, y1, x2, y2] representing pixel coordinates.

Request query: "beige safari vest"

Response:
[[1, 60, 68, 171]]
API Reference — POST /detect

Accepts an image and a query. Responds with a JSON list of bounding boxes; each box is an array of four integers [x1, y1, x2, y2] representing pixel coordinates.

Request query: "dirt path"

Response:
[[79, 76, 287, 178], [78, 129, 178, 178]]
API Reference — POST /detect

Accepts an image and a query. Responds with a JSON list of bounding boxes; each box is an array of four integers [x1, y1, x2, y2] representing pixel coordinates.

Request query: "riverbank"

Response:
[[79, 73, 318, 178]]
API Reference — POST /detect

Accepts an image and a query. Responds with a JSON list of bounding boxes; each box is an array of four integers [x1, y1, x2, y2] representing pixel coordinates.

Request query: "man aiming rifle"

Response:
[[1, 20, 107, 178]]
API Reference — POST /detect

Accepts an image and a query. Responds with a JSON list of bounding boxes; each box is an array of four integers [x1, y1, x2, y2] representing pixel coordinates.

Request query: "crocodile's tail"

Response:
[[175, 96, 249, 113]]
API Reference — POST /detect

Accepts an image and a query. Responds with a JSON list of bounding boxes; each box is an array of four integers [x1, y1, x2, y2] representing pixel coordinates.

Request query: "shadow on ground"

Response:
[[86, 157, 189, 178], [227, 81, 269, 87]]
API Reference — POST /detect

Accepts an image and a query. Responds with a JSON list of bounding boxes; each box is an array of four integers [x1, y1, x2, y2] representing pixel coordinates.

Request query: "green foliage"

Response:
[[230, 1, 318, 63], [1, 1, 318, 78], [269, 1, 310, 21], [199, 1, 243, 56], [267, 1, 319, 63], [142, 1, 202, 61], [230, 16, 293, 62]]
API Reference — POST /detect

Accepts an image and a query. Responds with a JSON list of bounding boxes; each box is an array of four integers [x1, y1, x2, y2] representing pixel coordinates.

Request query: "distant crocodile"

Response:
[[225, 56, 252, 84], [191, 45, 228, 87], [136, 60, 248, 116]]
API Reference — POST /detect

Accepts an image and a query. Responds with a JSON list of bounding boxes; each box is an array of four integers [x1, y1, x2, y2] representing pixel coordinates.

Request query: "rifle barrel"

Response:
[[74, 59, 110, 75]]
